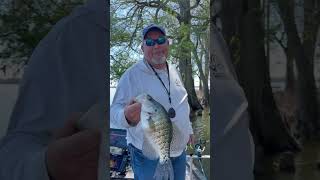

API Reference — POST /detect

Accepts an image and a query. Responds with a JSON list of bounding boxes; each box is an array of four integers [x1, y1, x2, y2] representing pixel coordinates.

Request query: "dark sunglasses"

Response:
[[144, 36, 167, 46]]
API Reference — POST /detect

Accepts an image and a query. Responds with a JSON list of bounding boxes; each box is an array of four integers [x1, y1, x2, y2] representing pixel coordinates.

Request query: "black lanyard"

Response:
[[146, 60, 176, 118], [149, 62, 171, 104]]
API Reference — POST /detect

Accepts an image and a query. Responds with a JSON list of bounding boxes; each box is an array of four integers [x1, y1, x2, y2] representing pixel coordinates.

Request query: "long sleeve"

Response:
[[110, 72, 133, 129], [0, 0, 107, 179]]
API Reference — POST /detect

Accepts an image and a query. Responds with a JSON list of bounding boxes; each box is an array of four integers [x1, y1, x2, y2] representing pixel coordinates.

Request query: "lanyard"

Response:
[[145, 60, 176, 118], [149, 62, 171, 104]]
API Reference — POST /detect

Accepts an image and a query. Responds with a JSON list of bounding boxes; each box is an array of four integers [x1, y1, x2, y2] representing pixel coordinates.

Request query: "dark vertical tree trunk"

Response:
[[239, 0, 299, 152], [265, 0, 270, 79], [178, 0, 203, 111], [201, 30, 211, 106], [303, 0, 320, 135], [193, 43, 209, 107], [278, 0, 319, 139], [220, 0, 243, 67], [238, 0, 301, 176], [303, 0, 319, 65], [218, 0, 301, 152], [197, 61, 209, 107], [285, 38, 295, 92]]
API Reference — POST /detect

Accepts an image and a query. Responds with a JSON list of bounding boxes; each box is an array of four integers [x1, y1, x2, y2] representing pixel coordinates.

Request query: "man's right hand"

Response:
[[124, 98, 141, 126]]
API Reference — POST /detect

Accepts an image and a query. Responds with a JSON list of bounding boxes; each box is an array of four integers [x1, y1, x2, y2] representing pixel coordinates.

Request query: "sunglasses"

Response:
[[144, 36, 167, 46]]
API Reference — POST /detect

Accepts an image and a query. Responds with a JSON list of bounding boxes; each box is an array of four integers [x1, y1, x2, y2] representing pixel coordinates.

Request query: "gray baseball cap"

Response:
[[142, 24, 166, 39]]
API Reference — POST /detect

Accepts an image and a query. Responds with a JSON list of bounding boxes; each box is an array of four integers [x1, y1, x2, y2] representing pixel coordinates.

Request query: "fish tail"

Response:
[[153, 159, 174, 180]]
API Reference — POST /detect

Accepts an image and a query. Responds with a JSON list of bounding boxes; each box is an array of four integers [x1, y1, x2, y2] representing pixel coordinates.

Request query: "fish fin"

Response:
[[142, 135, 159, 160], [153, 159, 174, 180]]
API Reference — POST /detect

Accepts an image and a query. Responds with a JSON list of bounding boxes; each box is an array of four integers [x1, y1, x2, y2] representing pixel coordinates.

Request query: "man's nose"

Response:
[[154, 43, 160, 48]]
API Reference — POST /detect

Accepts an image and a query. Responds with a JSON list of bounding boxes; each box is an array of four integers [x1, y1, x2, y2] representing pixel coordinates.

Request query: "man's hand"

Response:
[[188, 134, 195, 146], [124, 98, 141, 126], [46, 113, 101, 180]]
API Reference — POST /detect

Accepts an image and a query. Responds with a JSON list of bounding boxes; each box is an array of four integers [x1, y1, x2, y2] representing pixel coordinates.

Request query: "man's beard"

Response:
[[151, 52, 166, 65]]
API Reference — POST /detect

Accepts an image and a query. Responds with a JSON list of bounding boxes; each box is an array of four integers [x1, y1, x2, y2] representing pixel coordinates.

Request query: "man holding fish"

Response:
[[111, 24, 194, 180]]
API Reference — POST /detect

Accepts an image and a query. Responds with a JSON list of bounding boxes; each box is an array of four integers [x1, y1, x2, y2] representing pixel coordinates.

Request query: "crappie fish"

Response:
[[135, 93, 174, 180]]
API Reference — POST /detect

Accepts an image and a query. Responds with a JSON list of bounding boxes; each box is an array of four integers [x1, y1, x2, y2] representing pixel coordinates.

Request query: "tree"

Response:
[[110, 0, 207, 112], [0, 0, 84, 65], [211, 0, 301, 176], [192, 27, 210, 106], [176, 0, 203, 111], [277, 0, 320, 139]]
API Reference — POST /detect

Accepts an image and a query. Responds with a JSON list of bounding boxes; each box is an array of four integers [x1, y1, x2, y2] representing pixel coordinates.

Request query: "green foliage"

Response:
[[110, 52, 136, 82], [110, 0, 210, 81], [0, 0, 83, 64]]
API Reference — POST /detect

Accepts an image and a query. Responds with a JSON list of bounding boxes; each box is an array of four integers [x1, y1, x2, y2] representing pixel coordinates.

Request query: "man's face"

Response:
[[142, 30, 169, 65]]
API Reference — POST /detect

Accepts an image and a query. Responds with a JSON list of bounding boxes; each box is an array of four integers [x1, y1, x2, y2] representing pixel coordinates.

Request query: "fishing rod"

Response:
[[194, 143, 207, 179], [187, 139, 208, 180]]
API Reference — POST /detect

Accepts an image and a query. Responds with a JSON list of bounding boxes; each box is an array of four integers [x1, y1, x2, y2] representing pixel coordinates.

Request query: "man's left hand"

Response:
[[187, 134, 195, 146]]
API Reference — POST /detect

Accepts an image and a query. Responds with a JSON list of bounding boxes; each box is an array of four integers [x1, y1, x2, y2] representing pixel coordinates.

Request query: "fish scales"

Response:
[[135, 93, 175, 180]]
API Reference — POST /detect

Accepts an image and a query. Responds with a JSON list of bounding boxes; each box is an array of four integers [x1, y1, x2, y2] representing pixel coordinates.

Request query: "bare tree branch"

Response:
[[133, 0, 182, 21], [272, 32, 287, 53], [189, 0, 201, 10], [128, 7, 144, 49], [126, 4, 138, 18], [154, 0, 170, 21]]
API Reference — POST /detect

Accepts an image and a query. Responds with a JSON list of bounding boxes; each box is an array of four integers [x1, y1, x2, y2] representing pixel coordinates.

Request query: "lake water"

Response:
[[273, 141, 320, 180]]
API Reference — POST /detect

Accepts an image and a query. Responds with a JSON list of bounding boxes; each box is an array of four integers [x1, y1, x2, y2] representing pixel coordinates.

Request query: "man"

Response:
[[110, 24, 193, 180], [0, 0, 107, 180]]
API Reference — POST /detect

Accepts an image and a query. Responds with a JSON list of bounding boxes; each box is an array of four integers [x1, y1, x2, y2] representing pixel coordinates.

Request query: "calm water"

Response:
[[272, 141, 320, 180]]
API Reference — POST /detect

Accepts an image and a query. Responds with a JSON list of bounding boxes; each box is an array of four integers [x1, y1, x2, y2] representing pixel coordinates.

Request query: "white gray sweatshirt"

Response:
[[110, 59, 193, 157]]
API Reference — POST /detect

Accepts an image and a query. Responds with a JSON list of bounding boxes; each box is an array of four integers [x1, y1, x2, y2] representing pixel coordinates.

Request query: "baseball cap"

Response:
[[142, 24, 166, 39]]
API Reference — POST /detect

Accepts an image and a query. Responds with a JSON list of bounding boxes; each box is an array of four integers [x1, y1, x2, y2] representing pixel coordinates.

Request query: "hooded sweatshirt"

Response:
[[110, 59, 193, 157]]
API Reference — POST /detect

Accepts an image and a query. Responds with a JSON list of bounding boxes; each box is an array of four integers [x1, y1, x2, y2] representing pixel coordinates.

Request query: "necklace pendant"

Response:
[[168, 107, 176, 118]]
